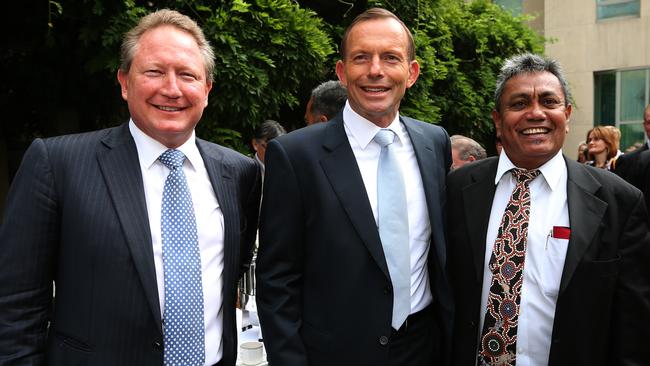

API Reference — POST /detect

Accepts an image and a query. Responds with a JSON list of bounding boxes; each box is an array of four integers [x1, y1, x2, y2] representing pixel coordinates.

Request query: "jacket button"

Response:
[[152, 340, 163, 350], [379, 335, 389, 346]]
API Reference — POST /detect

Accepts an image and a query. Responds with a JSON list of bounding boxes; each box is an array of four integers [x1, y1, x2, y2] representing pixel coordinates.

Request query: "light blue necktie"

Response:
[[159, 149, 205, 366], [374, 129, 411, 330]]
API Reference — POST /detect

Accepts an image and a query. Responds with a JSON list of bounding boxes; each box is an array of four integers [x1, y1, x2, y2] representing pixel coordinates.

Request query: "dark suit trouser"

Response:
[[388, 306, 440, 366]]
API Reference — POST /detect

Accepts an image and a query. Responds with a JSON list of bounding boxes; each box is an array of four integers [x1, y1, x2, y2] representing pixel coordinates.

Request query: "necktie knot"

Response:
[[374, 129, 396, 148], [159, 149, 186, 170], [511, 168, 540, 185]]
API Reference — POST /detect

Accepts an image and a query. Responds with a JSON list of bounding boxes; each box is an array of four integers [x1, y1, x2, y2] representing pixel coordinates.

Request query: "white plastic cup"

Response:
[[240, 341, 264, 365]]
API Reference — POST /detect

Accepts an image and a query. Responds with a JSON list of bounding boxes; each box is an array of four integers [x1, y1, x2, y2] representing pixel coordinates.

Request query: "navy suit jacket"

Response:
[[0, 123, 261, 365], [256, 114, 452, 366], [447, 156, 650, 365]]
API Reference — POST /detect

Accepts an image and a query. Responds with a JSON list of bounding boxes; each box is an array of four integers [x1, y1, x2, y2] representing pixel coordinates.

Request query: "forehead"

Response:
[[502, 71, 564, 98], [346, 18, 409, 53]]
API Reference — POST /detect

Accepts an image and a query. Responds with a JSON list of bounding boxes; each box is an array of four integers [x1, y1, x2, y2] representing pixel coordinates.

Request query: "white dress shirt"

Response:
[[342, 102, 433, 314], [478, 150, 570, 365], [130, 121, 225, 365]]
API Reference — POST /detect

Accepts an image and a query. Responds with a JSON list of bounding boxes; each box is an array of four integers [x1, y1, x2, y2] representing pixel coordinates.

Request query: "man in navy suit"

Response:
[[256, 8, 452, 366], [0, 9, 260, 366], [447, 53, 650, 365]]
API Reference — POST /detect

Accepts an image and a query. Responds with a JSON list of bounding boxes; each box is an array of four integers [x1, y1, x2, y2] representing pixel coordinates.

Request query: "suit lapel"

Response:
[[402, 118, 446, 269], [97, 123, 162, 328], [561, 158, 607, 292], [319, 117, 390, 279], [462, 159, 499, 281], [196, 140, 239, 298]]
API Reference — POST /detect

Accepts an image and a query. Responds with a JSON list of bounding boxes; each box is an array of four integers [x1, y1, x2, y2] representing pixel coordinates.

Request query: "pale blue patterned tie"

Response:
[[159, 149, 205, 366], [374, 129, 411, 330]]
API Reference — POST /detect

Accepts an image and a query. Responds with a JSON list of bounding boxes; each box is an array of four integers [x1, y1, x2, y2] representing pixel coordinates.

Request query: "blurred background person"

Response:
[[251, 120, 286, 172], [585, 126, 618, 170], [604, 125, 623, 158], [304, 80, 347, 125], [614, 104, 650, 181], [577, 141, 588, 163], [450, 134, 487, 170]]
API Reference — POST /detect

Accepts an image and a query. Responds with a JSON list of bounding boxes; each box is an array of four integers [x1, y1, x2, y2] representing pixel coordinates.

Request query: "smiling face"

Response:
[[117, 25, 212, 148], [335, 17, 419, 127], [492, 71, 571, 169]]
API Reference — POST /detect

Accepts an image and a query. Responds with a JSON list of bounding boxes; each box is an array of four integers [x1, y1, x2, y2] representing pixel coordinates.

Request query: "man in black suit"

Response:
[[447, 53, 650, 365], [256, 7, 451, 366], [0, 10, 260, 366], [614, 105, 650, 215]]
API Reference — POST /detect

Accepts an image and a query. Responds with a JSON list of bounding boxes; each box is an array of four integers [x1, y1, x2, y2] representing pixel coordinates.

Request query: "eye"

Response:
[[352, 54, 369, 62], [180, 72, 198, 81], [144, 69, 162, 76], [542, 97, 561, 107], [509, 100, 528, 110], [384, 54, 401, 63]]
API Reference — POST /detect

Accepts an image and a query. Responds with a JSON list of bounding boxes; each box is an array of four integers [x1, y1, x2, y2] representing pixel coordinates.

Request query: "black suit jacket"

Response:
[[0, 123, 261, 365], [447, 156, 650, 365], [256, 114, 452, 366], [613, 143, 648, 185]]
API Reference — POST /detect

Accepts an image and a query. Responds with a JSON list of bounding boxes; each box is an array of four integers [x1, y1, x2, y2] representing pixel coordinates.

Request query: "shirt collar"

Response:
[[342, 101, 405, 149], [128, 119, 201, 171], [495, 150, 565, 191]]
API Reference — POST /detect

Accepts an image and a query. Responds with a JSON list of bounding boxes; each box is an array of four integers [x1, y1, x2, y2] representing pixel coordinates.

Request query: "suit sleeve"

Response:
[[239, 159, 262, 277], [255, 139, 309, 366], [612, 191, 650, 364], [0, 139, 57, 365]]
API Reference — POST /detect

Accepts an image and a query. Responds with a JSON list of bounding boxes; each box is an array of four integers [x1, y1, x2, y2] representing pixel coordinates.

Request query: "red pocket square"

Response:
[[552, 226, 571, 240]]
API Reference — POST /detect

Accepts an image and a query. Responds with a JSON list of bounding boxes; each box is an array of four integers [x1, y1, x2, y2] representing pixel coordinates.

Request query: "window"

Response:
[[597, 0, 640, 20], [494, 0, 523, 16], [594, 69, 648, 150]]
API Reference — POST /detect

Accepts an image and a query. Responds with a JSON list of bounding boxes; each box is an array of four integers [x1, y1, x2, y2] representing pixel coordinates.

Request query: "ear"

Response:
[[318, 115, 329, 122], [406, 60, 420, 88], [117, 69, 129, 101], [564, 104, 572, 133], [204, 81, 213, 108], [492, 109, 502, 137], [468, 155, 476, 162], [335, 60, 348, 87]]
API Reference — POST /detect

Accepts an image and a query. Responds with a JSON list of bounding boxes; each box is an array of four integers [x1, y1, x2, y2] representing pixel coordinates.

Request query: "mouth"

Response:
[[154, 105, 184, 112], [521, 127, 550, 135], [361, 86, 390, 94]]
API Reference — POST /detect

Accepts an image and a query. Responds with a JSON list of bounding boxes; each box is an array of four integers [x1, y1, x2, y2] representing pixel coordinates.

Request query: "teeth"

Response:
[[364, 87, 387, 92], [522, 128, 547, 135], [157, 105, 181, 112]]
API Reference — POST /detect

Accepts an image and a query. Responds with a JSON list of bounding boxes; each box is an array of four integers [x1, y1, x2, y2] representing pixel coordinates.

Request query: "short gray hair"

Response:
[[310, 81, 347, 119], [494, 53, 571, 112], [120, 9, 215, 83], [450, 135, 487, 161]]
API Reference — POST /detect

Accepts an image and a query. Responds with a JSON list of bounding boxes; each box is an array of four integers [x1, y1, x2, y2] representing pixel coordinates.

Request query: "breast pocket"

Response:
[[540, 237, 569, 298]]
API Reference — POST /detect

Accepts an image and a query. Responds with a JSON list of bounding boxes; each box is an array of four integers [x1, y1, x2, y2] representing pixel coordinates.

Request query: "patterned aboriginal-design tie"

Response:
[[159, 149, 205, 366], [478, 168, 540, 366]]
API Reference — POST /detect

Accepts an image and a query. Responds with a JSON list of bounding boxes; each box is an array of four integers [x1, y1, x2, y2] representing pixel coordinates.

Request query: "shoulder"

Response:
[[401, 116, 447, 137], [568, 159, 643, 200], [196, 138, 257, 169], [448, 156, 498, 186]]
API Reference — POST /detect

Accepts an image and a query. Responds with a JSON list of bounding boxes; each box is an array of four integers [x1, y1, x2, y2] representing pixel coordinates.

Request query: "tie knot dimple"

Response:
[[374, 129, 396, 147], [159, 149, 186, 170], [511, 168, 540, 184]]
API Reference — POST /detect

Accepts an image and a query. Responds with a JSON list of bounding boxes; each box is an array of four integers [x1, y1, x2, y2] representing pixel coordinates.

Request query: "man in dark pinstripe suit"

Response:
[[0, 9, 260, 366]]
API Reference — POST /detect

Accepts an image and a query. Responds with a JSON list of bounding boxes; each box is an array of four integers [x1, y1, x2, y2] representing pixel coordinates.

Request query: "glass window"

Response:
[[594, 71, 616, 124], [597, 0, 640, 20], [494, 0, 523, 16], [594, 68, 649, 151], [620, 69, 646, 122]]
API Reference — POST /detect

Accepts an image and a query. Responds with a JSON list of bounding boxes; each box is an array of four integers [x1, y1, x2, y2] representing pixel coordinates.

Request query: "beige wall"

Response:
[[541, 0, 650, 157]]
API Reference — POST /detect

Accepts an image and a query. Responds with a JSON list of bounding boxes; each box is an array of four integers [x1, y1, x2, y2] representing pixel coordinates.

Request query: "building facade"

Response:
[[497, 0, 648, 156]]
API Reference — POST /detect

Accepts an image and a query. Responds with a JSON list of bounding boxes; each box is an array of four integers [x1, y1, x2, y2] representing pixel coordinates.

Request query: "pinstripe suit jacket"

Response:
[[0, 123, 261, 366]]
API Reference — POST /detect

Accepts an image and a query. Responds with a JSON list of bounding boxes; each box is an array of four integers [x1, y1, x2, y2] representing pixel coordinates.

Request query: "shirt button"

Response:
[[379, 335, 390, 346]]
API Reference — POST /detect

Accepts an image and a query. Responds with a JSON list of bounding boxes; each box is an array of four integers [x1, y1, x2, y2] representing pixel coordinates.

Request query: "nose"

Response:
[[160, 74, 182, 98], [368, 55, 384, 78], [526, 100, 545, 120]]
